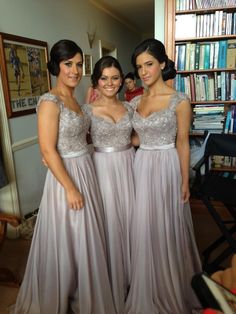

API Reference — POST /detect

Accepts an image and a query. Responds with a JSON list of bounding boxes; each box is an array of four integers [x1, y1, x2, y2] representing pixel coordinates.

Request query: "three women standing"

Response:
[[13, 38, 201, 314]]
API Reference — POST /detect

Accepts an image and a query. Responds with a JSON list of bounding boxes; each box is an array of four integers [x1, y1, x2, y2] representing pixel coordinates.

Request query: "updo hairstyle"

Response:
[[47, 39, 83, 76], [131, 38, 176, 81]]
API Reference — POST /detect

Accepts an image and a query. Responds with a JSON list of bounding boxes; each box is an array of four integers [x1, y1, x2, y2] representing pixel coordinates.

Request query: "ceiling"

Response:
[[90, 0, 154, 36]]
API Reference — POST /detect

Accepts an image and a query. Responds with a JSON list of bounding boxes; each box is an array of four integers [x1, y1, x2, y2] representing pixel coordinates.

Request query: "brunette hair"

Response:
[[124, 72, 135, 81], [131, 38, 176, 81], [91, 56, 124, 93], [47, 39, 83, 76]]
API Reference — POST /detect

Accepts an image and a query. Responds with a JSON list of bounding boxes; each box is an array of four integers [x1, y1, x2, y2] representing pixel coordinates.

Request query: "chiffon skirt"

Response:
[[13, 153, 116, 314], [93, 147, 135, 314], [125, 147, 202, 314]]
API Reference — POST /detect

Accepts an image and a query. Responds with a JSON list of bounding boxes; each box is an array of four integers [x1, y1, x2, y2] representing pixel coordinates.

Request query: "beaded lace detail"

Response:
[[37, 93, 90, 156], [82, 102, 134, 147], [130, 93, 189, 146]]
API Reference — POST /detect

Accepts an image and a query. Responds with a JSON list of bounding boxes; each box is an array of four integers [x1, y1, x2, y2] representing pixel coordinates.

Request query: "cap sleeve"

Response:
[[37, 92, 63, 112], [128, 95, 142, 110], [169, 92, 190, 111], [81, 103, 92, 116]]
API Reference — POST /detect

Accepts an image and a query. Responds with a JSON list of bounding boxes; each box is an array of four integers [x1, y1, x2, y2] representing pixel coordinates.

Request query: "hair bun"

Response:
[[47, 60, 57, 76], [162, 58, 176, 81]]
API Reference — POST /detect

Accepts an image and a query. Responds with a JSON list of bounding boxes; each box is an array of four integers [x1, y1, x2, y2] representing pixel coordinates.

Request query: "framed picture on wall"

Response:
[[83, 54, 92, 76], [0, 32, 51, 118]]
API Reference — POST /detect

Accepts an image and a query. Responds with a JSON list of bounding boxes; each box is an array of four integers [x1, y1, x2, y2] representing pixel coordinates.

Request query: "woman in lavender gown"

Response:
[[83, 56, 135, 314], [12, 40, 115, 314], [125, 39, 202, 314]]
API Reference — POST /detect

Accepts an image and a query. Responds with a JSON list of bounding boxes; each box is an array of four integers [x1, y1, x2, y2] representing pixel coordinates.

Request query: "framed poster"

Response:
[[83, 54, 92, 76], [0, 32, 51, 118]]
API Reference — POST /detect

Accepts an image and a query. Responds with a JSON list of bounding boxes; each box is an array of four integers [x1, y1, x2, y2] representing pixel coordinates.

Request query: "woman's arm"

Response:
[[85, 86, 93, 103], [176, 98, 192, 202], [38, 101, 84, 210]]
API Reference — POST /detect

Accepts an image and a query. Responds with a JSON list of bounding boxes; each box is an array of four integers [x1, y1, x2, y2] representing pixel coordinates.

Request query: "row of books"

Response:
[[210, 105, 236, 169], [224, 105, 236, 133], [211, 155, 236, 169], [191, 104, 225, 133], [175, 39, 236, 71], [176, 0, 236, 11], [175, 12, 236, 39], [175, 73, 236, 102]]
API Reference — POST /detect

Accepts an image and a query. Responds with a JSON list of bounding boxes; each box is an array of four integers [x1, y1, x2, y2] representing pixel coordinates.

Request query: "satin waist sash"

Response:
[[61, 148, 89, 158], [94, 143, 132, 153], [140, 143, 175, 150]]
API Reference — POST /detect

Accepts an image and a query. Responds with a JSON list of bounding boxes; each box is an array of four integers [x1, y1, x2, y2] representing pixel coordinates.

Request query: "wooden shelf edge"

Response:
[[176, 6, 236, 14]]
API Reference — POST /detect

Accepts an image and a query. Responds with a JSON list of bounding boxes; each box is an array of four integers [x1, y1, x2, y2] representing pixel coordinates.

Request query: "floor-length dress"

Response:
[[13, 93, 116, 314], [125, 93, 202, 314], [83, 103, 135, 314]]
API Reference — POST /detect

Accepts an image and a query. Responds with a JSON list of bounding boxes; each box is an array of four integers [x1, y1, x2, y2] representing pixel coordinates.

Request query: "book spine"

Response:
[[226, 39, 236, 69], [224, 110, 231, 133], [195, 43, 200, 70]]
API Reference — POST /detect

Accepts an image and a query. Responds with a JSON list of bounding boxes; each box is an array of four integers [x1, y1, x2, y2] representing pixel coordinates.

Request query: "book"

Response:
[[208, 77, 215, 101], [175, 45, 179, 69], [224, 110, 231, 133], [175, 14, 197, 39], [218, 40, 227, 68], [195, 43, 200, 70], [177, 45, 186, 71], [199, 44, 205, 70], [185, 43, 192, 70], [204, 43, 210, 69], [189, 43, 196, 70], [226, 39, 236, 69], [231, 73, 236, 101], [229, 105, 236, 134], [213, 42, 219, 69], [221, 72, 226, 101], [190, 74, 196, 101]]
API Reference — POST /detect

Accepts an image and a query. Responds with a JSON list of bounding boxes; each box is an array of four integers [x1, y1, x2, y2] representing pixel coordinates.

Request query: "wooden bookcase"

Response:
[[164, 0, 236, 136]]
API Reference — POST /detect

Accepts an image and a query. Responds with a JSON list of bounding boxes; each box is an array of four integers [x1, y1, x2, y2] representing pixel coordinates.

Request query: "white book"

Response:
[[213, 42, 219, 69], [218, 10, 223, 36], [209, 14, 214, 37], [214, 11, 220, 36], [208, 77, 215, 101], [175, 14, 197, 39], [209, 42, 215, 69], [189, 43, 196, 70]]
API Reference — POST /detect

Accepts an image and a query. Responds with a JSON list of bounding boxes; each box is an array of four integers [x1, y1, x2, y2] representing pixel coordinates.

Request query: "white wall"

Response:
[[155, 0, 165, 43], [0, 0, 142, 217]]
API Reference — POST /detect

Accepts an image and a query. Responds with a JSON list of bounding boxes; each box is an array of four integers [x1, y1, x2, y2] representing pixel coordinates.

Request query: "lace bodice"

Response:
[[131, 93, 189, 146], [37, 93, 90, 155], [83, 102, 133, 147]]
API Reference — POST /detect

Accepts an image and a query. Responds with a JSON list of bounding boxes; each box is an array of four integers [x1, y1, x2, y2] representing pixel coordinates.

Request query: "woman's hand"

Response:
[[66, 188, 84, 210], [42, 157, 48, 167], [181, 182, 190, 203]]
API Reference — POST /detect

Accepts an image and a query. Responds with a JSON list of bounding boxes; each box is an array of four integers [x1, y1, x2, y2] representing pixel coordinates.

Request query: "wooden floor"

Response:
[[0, 198, 234, 314]]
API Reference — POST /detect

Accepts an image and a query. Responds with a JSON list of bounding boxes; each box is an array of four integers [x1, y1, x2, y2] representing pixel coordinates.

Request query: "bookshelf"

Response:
[[165, 0, 236, 136]]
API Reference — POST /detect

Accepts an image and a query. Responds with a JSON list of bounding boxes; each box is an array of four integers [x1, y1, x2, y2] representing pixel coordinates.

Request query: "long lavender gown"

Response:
[[13, 93, 116, 314], [83, 103, 135, 314], [125, 93, 202, 314]]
